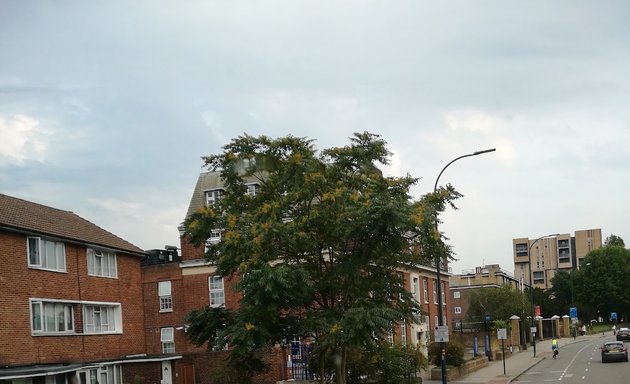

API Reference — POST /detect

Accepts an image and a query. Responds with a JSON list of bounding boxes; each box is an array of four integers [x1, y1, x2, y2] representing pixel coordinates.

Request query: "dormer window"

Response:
[[246, 183, 260, 196], [205, 189, 224, 207]]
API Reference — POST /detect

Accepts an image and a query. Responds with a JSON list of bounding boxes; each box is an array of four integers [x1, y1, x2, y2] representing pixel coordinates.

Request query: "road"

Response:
[[515, 336, 630, 383]]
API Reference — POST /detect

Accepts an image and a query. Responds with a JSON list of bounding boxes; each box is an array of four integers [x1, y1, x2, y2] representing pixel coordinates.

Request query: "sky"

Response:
[[2, 1, 629, 275]]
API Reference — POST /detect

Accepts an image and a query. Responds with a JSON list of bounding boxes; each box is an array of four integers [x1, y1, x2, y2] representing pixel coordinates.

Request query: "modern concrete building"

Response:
[[512, 229, 602, 290]]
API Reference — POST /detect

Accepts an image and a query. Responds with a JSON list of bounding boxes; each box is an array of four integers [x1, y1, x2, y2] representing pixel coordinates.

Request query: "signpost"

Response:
[[435, 325, 449, 343], [497, 328, 507, 374]]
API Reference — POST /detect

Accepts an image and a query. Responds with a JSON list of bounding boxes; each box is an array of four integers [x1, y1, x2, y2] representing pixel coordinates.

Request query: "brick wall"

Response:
[[0, 231, 146, 366]]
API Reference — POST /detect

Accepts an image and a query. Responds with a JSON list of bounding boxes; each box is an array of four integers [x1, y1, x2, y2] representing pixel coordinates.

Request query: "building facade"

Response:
[[512, 229, 602, 290], [0, 193, 176, 384], [449, 264, 526, 328]]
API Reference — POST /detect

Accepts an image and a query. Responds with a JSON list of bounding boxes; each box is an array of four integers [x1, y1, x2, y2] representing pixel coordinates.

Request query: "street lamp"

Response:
[[528, 234, 559, 357], [434, 148, 495, 384]]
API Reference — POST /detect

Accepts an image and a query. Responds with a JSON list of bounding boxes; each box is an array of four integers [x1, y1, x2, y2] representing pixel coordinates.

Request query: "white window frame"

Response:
[[205, 189, 224, 207], [400, 319, 407, 346], [209, 276, 225, 307], [455, 307, 462, 314], [432, 281, 437, 304], [246, 183, 260, 196], [159, 281, 173, 312], [161, 327, 175, 353], [411, 276, 419, 302], [30, 299, 75, 334], [453, 291, 461, 299], [83, 303, 122, 334], [87, 248, 118, 278], [27, 237, 66, 272], [423, 279, 428, 303]]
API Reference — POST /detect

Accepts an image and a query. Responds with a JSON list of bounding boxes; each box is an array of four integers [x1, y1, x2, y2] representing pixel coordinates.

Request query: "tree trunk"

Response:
[[335, 346, 347, 384]]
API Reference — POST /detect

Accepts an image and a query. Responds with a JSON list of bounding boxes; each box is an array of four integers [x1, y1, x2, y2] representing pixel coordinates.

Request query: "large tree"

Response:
[[574, 246, 630, 323], [183, 133, 460, 384]]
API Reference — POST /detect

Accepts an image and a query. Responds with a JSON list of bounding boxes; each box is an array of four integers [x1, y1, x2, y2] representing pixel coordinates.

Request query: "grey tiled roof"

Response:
[[184, 171, 264, 219], [185, 171, 224, 219], [0, 193, 145, 256]]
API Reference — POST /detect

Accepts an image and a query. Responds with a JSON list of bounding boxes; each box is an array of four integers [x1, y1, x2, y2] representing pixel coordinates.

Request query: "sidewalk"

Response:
[[420, 333, 605, 384]]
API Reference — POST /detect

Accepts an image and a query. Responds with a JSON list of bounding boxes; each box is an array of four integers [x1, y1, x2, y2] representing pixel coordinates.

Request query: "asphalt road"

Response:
[[515, 336, 630, 383]]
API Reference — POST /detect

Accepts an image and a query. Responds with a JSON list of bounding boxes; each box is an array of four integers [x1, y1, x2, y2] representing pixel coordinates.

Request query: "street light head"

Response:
[[473, 148, 496, 156]]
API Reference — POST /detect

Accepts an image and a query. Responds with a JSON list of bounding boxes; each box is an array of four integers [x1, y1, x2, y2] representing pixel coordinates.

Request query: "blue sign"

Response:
[[570, 307, 577, 319], [612, 312, 618, 320]]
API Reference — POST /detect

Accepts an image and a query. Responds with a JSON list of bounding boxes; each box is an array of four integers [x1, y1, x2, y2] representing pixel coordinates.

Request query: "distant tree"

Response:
[[574, 246, 630, 322], [183, 132, 461, 384], [548, 270, 574, 316], [604, 234, 625, 248], [465, 286, 529, 324]]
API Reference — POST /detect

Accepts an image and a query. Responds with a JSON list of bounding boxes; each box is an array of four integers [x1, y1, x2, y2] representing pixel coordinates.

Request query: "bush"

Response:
[[428, 339, 465, 367], [345, 343, 428, 384]]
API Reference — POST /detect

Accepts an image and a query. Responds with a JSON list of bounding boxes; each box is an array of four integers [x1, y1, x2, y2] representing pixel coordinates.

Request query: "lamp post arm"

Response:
[[433, 149, 496, 193]]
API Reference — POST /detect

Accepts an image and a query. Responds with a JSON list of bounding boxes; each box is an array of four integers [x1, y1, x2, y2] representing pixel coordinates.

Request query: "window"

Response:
[[209, 276, 225, 307], [205, 230, 222, 253], [423, 279, 428, 303], [30, 300, 74, 334], [453, 291, 460, 299], [246, 183, 260, 196], [432, 281, 437, 304], [27, 237, 66, 272], [455, 307, 462, 314], [161, 327, 175, 353], [79, 365, 122, 384], [83, 304, 121, 333], [87, 248, 117, 278], [400, 320, 407, 345], [205, 189, 224, 207], [159, 281, 173, 312], [412, 277, 419, 302], [441, 282, 445, 305]]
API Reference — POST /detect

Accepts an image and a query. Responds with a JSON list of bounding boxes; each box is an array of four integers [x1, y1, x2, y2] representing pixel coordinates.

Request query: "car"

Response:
[[601, 341, 629, 363], [616, 327, 630, 341]]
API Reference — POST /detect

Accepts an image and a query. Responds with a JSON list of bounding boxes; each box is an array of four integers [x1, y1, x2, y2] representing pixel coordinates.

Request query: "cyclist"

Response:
[[551, 337, 559, 358]]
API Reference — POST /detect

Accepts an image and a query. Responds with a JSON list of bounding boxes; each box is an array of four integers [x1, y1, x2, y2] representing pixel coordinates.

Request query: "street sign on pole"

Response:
[[570, 307, 577, 320], [435, 325, 449, 342], [497, 328, 507, 340]]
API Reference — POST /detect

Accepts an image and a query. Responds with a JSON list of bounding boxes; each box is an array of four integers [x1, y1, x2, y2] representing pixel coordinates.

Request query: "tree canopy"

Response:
[[183, 132, 461, 384], [574, 246, 630, 322], [465, 286, 528, 325], [604, 234, 625, 248]]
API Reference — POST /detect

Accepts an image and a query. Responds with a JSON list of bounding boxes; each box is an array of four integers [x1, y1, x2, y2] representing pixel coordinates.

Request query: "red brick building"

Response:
[[0, 193, 177, 384]]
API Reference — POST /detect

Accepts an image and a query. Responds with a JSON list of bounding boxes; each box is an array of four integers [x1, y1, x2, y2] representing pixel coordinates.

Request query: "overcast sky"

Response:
[[2, 1, 629, 275]]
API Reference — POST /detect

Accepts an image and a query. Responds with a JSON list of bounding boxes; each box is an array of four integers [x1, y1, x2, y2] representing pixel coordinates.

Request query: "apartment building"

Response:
[[0, 193, 177, 384], [150, 171, 450, 382], [512, 229, 602, 290], [449, 264, 527, 327]]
